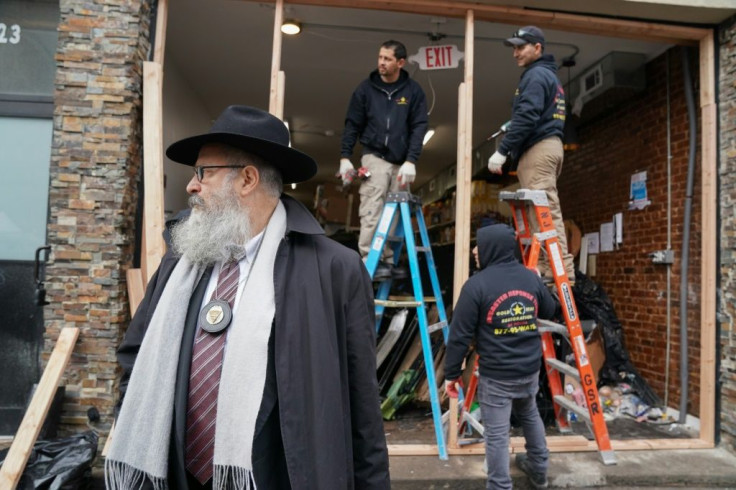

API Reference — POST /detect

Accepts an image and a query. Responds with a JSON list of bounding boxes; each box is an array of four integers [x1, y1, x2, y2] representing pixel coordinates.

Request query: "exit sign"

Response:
[[409, 45, 464, 71]]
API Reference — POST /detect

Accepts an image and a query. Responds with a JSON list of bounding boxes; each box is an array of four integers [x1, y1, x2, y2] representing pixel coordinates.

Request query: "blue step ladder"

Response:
[[364, 191, 451, 460]]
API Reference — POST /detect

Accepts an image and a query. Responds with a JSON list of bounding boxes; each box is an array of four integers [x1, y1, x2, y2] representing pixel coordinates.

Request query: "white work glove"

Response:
[[397, 161, 416, 186], [487, 151, 507, 174], [338, 158, 354, 185]]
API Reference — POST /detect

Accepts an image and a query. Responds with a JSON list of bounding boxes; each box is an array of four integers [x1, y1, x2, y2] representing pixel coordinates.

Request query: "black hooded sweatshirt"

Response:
[[341, 69, 428, 165], [498, 54, 565, 161], [444, 224, 556, 381]]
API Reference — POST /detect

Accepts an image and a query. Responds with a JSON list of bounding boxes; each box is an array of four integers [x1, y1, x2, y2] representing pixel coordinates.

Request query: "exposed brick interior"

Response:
[[558, 47, 703, 417]]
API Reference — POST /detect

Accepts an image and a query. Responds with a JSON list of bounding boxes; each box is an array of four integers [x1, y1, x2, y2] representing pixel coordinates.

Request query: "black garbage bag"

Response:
[[0, 431, 98, 490], [572, 271, 663, 408]]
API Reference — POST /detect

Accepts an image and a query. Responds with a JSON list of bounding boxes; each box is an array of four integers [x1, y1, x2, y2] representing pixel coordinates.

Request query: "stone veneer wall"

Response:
[[719, 15, 736, 451], [44, 0, 152, 439]]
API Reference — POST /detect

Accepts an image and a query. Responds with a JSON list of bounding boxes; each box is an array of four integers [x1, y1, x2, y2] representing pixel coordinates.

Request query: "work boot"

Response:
[[515, 453, 548, 489], [373, 261, 392, 281]]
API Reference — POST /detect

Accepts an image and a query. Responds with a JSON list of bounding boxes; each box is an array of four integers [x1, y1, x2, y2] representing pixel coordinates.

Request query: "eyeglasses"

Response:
[[192, 165, 245, 183]]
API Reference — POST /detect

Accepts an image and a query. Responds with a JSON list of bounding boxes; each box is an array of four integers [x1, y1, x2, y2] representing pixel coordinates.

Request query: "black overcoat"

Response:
[[116, 195, 391, 489]]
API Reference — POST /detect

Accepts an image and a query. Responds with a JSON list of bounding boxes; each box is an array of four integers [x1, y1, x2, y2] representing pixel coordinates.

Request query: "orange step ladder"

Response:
[[499, 188, 616, 465]]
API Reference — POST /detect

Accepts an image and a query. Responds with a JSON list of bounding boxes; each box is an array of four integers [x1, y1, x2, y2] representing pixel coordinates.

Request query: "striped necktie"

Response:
[[185, 261, 240, 484]]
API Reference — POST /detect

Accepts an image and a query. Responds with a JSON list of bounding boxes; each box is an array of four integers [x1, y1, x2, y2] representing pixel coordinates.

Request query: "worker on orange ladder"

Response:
[[487, 25, 575, 285]]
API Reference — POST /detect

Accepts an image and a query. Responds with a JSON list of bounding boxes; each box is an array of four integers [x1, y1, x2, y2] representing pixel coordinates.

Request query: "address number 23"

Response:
[[0, 23, 21, 44]]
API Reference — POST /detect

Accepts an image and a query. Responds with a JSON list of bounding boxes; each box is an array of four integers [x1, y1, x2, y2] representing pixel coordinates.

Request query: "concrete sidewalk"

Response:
[[390, 446, 736, 488], [87, 446, 735, 488]]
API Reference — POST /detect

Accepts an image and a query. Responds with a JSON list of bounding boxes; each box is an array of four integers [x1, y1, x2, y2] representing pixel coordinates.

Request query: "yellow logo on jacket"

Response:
[[396, 96, 409, 105]]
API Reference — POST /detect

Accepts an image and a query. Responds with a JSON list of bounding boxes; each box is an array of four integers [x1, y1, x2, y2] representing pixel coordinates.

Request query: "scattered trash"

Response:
[[594, 384, 676, 424]]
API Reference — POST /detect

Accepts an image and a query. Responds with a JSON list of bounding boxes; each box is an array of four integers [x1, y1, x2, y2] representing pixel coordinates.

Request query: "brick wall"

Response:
[[45, 0, 152, 438], [719, 16, 736, 451], [559, 48, 704, 416]]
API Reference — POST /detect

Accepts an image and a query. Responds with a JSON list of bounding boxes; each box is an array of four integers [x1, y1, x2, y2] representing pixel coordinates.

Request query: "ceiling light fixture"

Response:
[[423, 128, 435, 146], [281, 20, 301, 35], [291, 183, 297, 190]]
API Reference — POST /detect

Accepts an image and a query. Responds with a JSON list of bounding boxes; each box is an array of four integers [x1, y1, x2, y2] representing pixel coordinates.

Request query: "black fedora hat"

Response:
[[166, 105, 318, 184]]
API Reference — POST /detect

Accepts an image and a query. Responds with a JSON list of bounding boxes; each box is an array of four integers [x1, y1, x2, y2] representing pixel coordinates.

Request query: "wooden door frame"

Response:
[[143, 0, 717, 454]]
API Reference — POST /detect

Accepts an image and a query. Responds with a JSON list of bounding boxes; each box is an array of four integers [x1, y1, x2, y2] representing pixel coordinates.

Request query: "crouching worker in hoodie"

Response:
[[444, 224, 556, 489]]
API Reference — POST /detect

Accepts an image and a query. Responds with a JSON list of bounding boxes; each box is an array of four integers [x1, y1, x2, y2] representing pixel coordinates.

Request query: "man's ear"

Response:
[[397, 58, 406, 69], [239, 165, 260, 196]]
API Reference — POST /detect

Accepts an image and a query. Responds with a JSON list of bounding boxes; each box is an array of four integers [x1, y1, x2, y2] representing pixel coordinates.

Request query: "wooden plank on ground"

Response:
[[0, 328, 79, 489], [388, 437, 712, 456]]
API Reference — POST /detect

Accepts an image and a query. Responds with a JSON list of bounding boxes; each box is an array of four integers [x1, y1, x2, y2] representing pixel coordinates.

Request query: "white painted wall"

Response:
[[162, 59, 212, 217]]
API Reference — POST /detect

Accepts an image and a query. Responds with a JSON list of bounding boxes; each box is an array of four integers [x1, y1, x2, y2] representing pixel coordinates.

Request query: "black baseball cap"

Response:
[[504, 26, 545, 47]]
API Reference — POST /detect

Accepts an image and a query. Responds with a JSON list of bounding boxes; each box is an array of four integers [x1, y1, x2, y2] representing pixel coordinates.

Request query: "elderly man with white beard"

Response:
[[108, 106, 390, 490]]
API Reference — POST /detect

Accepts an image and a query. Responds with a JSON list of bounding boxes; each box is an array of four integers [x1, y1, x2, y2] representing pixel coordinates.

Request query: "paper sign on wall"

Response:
[[585, 232, 600, 254], [629, 171, 651, 209], [614, 212, 623, 245], [600, 222, 614, 252]]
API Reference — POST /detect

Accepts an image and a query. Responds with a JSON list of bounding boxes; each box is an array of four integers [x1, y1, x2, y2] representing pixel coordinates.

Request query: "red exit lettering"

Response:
[[425, 46, 454, 68]]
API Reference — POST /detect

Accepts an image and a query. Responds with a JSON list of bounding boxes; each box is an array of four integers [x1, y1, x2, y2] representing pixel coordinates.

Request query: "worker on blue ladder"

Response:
[[337, 39, 429, 281]]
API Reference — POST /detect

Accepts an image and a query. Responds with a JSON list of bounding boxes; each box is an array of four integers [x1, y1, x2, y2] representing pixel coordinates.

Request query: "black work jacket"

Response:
[[341, 69, 428, 164], [499, 54, 565, 160]]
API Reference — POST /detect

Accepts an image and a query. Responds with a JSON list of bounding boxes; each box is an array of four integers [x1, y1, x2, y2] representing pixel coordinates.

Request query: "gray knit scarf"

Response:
[[105, 201, 287, 490]]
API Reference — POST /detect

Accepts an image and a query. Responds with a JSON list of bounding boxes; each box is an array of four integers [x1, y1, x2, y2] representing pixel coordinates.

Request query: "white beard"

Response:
[[170, 184, 253, 265]]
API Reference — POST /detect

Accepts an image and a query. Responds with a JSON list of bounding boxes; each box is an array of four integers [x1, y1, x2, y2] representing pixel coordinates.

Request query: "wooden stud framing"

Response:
[[269, 0, 285, 118], [152, 0, 168, 65], [452, 10, 474, 306], [276, 70, 286, 121], [697, 30, 716, 446], [139, 0, 170, 285], [0, 328, 79, 489], [274, 0, 705, 44], [453, 84, 468, 307], [142, 61, 166, 284]]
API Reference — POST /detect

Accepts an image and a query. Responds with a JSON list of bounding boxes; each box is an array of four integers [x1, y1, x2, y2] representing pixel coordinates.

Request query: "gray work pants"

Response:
[[478, 373, 549, 490]]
